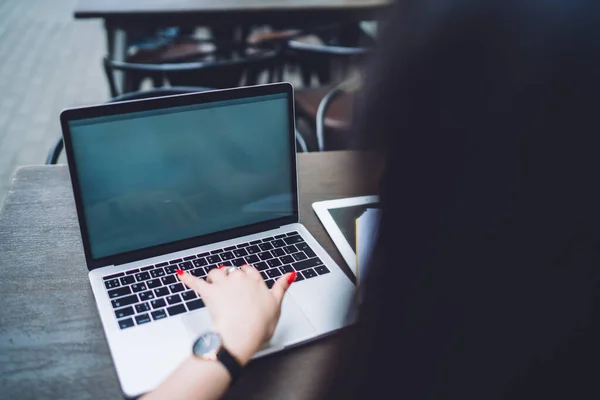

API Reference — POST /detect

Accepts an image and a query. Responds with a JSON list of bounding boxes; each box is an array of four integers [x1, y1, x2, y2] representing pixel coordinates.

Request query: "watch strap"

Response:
[[217, 347, 243, 384]]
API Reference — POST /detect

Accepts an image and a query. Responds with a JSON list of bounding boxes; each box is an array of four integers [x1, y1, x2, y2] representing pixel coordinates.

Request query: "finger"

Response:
[[177, 269, 211, 297], [271, 271, 297, 305], [241, 264, 262, 282], [206, 266, 227, 283]]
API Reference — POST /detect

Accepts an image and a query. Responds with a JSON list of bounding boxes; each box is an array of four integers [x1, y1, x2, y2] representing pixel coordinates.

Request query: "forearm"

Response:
[[141, 356, 231, 400]]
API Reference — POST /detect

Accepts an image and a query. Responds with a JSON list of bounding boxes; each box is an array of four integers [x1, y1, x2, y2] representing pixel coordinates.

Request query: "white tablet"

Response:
[[312, 195, 379, 271]]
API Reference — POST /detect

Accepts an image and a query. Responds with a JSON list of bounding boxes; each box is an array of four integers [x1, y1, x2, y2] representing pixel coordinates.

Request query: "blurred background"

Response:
[[0, 0, 387, 206]]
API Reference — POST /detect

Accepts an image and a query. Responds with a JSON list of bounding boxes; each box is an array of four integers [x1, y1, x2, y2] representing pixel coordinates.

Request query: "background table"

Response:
[[0, 151, 377, 399]]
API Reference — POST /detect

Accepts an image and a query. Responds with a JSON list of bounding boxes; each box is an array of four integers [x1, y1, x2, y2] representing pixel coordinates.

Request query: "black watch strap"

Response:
[[217, 347, 243, 384]]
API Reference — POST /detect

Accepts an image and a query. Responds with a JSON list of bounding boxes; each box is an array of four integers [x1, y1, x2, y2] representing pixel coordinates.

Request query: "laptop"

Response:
[[60, 83, 356, 397]]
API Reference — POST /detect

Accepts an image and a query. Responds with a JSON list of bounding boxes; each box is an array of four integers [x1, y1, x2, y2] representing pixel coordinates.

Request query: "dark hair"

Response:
[[329, 0, 600, 398]]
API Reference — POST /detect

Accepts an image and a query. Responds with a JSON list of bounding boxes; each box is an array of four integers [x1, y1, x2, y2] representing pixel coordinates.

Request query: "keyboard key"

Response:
[[207, 255, 221, 264], [286, 231, 299, 236], [245, 254, 260, 264], [126, 269, 139, 275], [135, 314, 151, 325], [205, 265, 218, 273], [292, 257, 323, 271], [315, 265, 330, 275], [250, 240, 262, 245], [187, 299, 205, 310], [232, 258, 246, 266], [154, 287, 170, 297], [166, 294, 182, 305], [190, 268, 205, 277], [118, 318, 135, 329], [104, 272, 124, 280], [193, 258, 208, 268], [233, 249, 248, 257], [178, 261, 194, 271], [120, 275, 136, 286], [169, 258, 182, 264], [274, 234, 287, 239], [167, 304, 186, 316], [246, 245, 260, 254], [135, 303, 151, 313], [146, 278, 162, 289], [261, 237, 274, 242], [114, 306, 134, 319], [181, 290, 197, 301], [258, 242, 274, 251], [272, 239, 286, 248], [280, 255, 294, 264], [283, 245, 297, 254], [140, 265, 154, 271], [131, 283, 147, 293], [295, 273, 305, 282], [224, 246, 237, 251], [265, 280, 275, 289], [104, 279, 120, 289], [292, 252, 308, 261], [304, 248, 316, 258], [161, 275, 176, 285], [183, 255, 197, 261], [272, 248, 285, 257], [302, 269, 318, 279], [165, 265, 178, 274], [108, 286, 132, 299], [211, 249, 224, 254], [280, 265, 294, 274], [169, 283, 185, 293], [236, 243, 250, 248], [220, 252, 234, 261], [267, 258, 282, 268], [151, 309, 167, 320], [284, 235, 304, 245], [258, 251, 273, 261], [111, 294, 138, 309], [139, 290, 155, 302], [255, 262, 269, 271], [267, 268, 282, 278], [197, 252, 210, 258], [150, 268, 166, 278], [135, 272, 151, 282], [155, 262, 169, 267], [260, 272, 268, 280], [151, 298, 166, 309], [296, 242, 310, 251]]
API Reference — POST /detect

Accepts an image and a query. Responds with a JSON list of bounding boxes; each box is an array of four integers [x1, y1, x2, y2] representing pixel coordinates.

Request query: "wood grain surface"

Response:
[[0, 151, 377, 399]]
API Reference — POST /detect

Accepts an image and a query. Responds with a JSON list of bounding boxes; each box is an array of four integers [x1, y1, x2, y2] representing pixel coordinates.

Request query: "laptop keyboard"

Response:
[[102, 232, 330, 330]]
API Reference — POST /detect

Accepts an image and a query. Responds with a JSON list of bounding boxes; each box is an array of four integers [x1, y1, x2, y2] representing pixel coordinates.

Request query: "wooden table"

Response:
[[0, 151, 377, 399]]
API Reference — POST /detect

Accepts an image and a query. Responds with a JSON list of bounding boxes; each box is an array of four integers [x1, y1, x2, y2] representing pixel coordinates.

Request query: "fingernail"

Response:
[[176, 269, 184, 276], [218, 265, 225, 269], [242, 264, 248, 267], [287, 272, 297, 285]]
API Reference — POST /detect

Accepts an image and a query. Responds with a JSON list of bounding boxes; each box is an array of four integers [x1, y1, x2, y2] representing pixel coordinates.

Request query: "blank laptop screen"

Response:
[[68, 93, 294, 260]]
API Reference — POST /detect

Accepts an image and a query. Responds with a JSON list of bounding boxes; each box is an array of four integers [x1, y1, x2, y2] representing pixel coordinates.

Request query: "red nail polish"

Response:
[[176, 269, 184, 276], [287, 272, 297, 285], [218, 265, 225, 269], [241, 264, 248, 267]]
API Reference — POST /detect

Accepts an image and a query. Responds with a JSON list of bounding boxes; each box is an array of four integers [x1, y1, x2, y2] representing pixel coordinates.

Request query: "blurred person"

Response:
[[144, 0, 600, 398]]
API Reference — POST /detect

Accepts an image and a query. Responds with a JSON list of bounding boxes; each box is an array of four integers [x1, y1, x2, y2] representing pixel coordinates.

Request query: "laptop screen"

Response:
[[68, 92, 294, 260]]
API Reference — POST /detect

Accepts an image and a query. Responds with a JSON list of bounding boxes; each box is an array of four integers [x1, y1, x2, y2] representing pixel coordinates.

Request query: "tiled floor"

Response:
[[0, 0, 108, 207]]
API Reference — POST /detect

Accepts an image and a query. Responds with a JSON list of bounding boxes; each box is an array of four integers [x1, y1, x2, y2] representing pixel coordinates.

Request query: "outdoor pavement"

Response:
[[0, 0, 108, 207]]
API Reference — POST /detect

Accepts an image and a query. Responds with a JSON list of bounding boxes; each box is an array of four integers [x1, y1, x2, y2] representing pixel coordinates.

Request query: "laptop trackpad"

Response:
[[182, 295, 315, 350]]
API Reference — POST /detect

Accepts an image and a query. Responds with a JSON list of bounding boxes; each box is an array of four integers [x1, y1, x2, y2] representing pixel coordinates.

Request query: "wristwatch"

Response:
[[192, 331, 243, 384]]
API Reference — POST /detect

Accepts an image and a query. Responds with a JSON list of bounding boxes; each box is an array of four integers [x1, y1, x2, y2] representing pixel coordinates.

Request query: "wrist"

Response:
[[214, 326, 261, 366]]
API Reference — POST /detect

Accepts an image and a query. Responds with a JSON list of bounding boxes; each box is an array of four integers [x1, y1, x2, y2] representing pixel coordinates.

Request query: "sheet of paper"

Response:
[[355, 208, 380, 287]]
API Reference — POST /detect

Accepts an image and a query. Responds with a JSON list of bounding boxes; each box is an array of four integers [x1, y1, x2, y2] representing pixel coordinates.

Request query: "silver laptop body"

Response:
[[60, 83, 356, 397]]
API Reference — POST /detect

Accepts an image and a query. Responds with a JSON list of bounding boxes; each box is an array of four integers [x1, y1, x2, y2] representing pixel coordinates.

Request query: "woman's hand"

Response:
[[177, 265, 296, 366]]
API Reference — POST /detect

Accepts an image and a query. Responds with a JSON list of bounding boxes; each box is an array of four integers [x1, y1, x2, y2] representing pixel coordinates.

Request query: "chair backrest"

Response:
[[103, 52, 277, 97]]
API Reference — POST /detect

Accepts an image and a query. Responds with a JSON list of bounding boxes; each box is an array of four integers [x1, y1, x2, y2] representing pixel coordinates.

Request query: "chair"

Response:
[[46, 86, 307, 164], [103, 50, 278, 98]]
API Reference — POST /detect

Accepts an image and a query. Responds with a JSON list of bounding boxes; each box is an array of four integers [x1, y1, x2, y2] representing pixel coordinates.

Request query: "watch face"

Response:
[[193, 332, 222, 358]]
